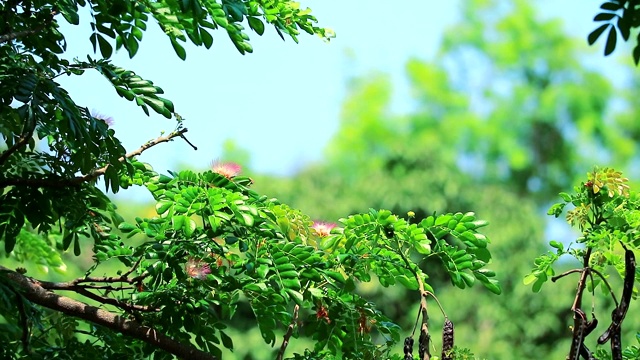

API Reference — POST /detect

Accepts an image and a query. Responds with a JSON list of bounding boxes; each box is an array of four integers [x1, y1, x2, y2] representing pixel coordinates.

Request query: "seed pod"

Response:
[[579, 318, 598, 360], [569, 309, 587, 360], [404, 337, 414, 360], [598, 249, 635, 345], [442, 319, 454, 360], [620, 249, 635, 312]]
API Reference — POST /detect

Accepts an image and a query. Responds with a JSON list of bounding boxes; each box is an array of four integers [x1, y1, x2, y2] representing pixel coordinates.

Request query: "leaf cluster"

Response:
[[590, 1, 640, 64]]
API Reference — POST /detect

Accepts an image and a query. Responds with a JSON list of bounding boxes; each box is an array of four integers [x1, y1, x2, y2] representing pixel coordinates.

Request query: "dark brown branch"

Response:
[[179, 133, 198, 150], [276, 304, 299, 360], [2, 266, 215, 360], [551, 268, 583, 282], [0, 128, 189, 189], [571, 248, 592, 312], [553, 267, 619, 308], [36, 265, 154, 312], [0, 25, 44, 43], [73, 287, 154, 313], [417, 276, 431, 360], [566, 249, 592, 360]]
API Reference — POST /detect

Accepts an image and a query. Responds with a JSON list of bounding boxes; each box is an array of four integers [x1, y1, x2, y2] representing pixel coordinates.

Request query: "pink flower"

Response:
[[211, 161, 241, 178], [185, 258, 211, 280], [312, 221, 336, 237]]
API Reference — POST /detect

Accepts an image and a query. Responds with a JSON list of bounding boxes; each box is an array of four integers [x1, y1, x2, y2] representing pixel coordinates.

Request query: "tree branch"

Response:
[[2, 266, 215, 360], [0, 128, 190, 189], [276, 304, 299, 360], [0, 25, 44, 43]]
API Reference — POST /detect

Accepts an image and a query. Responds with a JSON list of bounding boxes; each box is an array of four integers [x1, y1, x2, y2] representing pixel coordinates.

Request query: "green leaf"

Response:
[[220, 330, 234, 350], [155, 201, 172, 215], [73, 235, 81, 256], [244, 282, 267, 292], [183, 218, 196, 237], [115, 86, 135, 101], [97, 34, 113, 58], [594, 12, 617, 22], [484, 278, 502, 295], [604, 25, 617, 56], [601, 2, 622, 11], [588, 23, 609, 45], [549, 240, 564, 251], [171, 39, 187, 60], [60, 4, 80, 25], [396, 275, 419, 290], [415, 241, 431, 255], [141, 96, 169, 117], [523, 273, 537, 286], [285, 288, 303, 305], [558, 192, 572, 202], [201, 29, 214, 48], [118, 222, 138, 232], [248, 17, 265, 35], [281, 278, 301, 290]]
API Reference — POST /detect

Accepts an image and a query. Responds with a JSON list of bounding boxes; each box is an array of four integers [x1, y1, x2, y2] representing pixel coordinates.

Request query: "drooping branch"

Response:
[[0, 128, 192, 189], [1, 266, 216, 360]]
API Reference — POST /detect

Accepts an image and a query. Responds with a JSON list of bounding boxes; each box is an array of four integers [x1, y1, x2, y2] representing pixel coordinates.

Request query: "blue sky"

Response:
[[58, 0, 606, 179]]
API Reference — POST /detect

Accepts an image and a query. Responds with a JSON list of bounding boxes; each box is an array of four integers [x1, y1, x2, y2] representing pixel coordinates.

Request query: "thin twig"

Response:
[[589, 268, 619, 309], [551, 269, 584, 282], [552, 266, 619, 308], [424, 291, 447, 319], [38, 281, 156, 312], [276, 305, 299, 360], [180, 133, 198, 150], [571, 248, 592, 312]]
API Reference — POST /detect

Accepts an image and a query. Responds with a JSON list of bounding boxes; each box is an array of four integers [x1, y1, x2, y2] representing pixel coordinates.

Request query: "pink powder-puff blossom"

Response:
[[185, 258, 211, 280], [211, 161, 242, 179], [312, 221, 336, 237]]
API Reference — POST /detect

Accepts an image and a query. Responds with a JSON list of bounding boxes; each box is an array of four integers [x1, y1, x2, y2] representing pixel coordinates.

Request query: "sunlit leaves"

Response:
[[529, 168, 640, 296]]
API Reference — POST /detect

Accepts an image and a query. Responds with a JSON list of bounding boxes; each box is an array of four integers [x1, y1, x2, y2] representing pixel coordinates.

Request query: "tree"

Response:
[[0, 1, 502, 360]]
